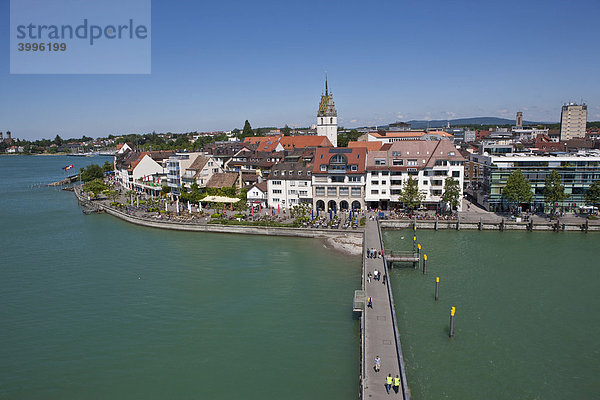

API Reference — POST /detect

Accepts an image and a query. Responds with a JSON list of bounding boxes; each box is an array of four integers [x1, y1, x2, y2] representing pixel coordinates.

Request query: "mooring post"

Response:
[[435, 215, 438, 231], [449, 306, 455, 337], [435, 277, 439, 301], [456, 216, 460, 230], [423, 254, 427, 274], [417, 243, 421, 263], [478, 217, 482, 231], [500, 218, 504, 231]]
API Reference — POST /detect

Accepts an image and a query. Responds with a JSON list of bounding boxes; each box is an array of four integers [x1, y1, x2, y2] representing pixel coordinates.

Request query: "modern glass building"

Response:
[[471, 152, 600, 212]]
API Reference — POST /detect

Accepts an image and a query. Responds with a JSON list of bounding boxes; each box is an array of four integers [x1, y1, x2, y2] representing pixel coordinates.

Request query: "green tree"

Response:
[[242, 120, 253, 137], [441, 177, 461, 211], [281, 125, 291, 136], [80, 164, 104, 182], [337, 129, 361, 147], [544, 170, 568, 214], [102, 161, 113, 172], [400, 176, 425, 210], [502, 169, 533, 209], [53, 134, 63, 146], [585, 180, 600, 206], [83, 178, 107, 195]]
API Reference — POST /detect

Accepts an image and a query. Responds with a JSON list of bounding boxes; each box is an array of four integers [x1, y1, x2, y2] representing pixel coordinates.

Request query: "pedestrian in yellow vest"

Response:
[[394, 375, 400, 393], [385, 373, 393, 394]]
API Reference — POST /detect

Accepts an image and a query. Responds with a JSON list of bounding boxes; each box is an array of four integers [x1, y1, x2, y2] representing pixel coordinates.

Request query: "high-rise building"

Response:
[[560, 103, 587, 140], [316, 78, 338, 147], [516, 111, 523, 128]]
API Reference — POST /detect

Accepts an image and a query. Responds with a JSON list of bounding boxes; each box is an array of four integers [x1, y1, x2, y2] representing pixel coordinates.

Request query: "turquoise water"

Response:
[[3, 155, 598, 399], [1, 156, 360, 399], [384, 229, 600, 399]]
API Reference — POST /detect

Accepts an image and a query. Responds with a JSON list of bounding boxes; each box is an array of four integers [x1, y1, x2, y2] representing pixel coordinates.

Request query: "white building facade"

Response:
[[364, 140, 465, 211], [267, 162, 313, 209]]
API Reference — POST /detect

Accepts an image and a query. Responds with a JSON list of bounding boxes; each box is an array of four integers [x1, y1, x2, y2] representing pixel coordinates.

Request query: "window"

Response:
[[330, 154, 347, 164], [351, 165, 358, 171], [382, 189, 387, 194], [289, 190, 296, 195], [348, 176, 361, 182], [375, 158, 386, 166], [391, 180, 401, 186], [289, 170, 293, 176], [274, 171, 278, 176], [331, 176, 345, 183], [290, 181, 295, 186], [299, 190, 308, 196], [272, 180, 282, 185], [327, 187, 337, 196], [381, 181, 387, 185], [407, 159, 418, 166], [381, 171, 388, 175], [315, 187, 325, 196], [307, 171, 311, 176], [273, 198, 280, 202], [371, 181, 379, 185], [392, 151, 401, 157], [273, 189, 282, 194], [452, 171, 460, 178], [339, 187, 349, 196], [320, 165, 326, 171], [352, 187, 361, 196], [371, 190, 379, 195]]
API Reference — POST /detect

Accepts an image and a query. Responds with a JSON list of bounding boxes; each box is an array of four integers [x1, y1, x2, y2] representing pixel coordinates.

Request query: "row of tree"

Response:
[[398, 176, 461, 211], [502, 169, 600, 212]]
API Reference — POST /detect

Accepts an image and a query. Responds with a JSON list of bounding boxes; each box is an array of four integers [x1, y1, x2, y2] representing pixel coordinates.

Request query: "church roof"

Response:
[[317, 78, 337, 117]]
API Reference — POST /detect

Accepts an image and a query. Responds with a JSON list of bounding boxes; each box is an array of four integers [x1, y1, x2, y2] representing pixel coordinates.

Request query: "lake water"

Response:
[[0, 155, 360, 399], [2, 155, 598, 399], [384, 229, 600, 399]]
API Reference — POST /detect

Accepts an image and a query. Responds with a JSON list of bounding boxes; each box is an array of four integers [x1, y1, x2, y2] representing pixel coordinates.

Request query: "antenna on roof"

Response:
[[325, 72, 328, 97]]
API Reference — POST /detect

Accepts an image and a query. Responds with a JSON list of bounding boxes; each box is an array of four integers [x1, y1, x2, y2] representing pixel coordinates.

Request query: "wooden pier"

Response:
[[385, 250, 419, 263], [356, 217, 409, 400]]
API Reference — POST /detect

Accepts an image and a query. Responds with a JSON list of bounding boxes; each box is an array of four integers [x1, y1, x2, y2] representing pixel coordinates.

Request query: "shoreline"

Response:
[[73, 188, 598, 241]]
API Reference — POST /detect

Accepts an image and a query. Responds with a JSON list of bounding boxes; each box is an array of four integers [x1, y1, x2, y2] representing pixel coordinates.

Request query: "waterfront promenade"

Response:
[[362, 218, 409, 399]]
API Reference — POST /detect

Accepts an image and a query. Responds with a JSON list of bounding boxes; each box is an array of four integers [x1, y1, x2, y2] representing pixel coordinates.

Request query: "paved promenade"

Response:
[[363, 218, 407, 399]]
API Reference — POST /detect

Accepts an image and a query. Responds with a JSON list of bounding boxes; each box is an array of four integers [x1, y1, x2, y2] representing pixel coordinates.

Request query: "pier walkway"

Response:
[[359, 217, 409, 399]]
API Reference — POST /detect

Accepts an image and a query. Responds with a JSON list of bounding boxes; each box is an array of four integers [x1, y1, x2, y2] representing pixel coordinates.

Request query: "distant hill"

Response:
[[355, 117, 557, 131], [405, 117, 550, 129]]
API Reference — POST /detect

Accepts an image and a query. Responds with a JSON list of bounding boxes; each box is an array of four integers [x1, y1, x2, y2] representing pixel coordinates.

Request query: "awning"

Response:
[[202, 195, 240, 203]]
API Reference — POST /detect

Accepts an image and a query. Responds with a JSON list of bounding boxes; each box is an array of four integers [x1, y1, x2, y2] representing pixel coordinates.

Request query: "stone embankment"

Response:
[[74, 188, 364, 252], [381, 218, 599, 232]]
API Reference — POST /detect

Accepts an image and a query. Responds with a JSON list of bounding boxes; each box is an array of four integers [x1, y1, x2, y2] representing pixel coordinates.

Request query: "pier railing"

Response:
[[377, 220, 410, 400]]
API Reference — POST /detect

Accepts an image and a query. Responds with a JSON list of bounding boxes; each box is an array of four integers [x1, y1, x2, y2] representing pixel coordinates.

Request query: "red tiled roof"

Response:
[[347, 141, 383, 151], [279, 136, 332, 149], [313, 147, 367, 174]]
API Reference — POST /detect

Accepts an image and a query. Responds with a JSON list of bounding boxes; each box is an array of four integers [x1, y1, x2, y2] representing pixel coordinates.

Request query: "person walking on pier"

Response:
[[374, 269, 379, 281], [385, 373, 393, 394], [367, 296, 373, 308], [393, 375, 400, 393], [374, 355, 381, 373]]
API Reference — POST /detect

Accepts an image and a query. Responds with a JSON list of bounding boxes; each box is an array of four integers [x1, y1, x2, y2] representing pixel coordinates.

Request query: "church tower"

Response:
[[317, 77, 338, 147]]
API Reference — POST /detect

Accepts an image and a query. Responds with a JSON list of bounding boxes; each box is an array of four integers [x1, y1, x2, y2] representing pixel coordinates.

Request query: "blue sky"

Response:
[[1, 0, 600, 140]]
